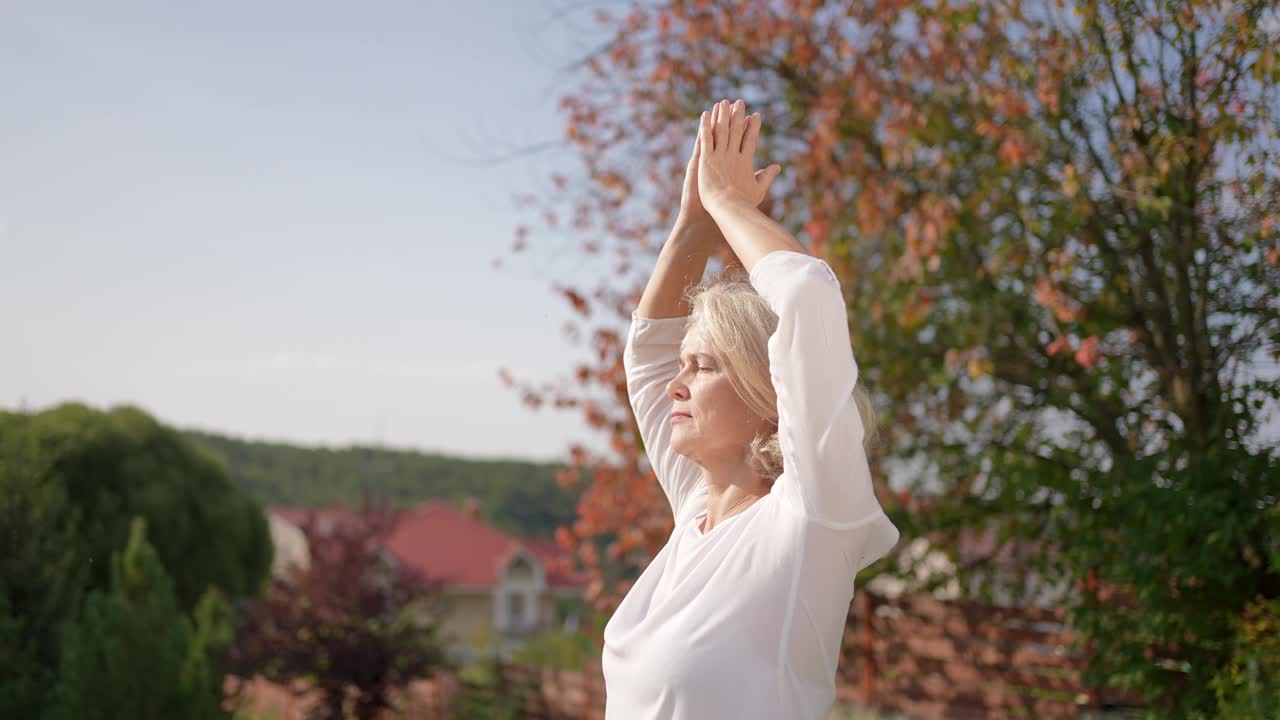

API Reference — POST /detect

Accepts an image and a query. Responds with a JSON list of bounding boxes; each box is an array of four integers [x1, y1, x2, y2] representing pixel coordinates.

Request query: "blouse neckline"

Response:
[[691, 496, 768, 538]]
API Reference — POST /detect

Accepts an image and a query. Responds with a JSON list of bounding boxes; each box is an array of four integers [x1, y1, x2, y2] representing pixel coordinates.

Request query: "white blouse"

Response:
[[602, 250, 900, 719]]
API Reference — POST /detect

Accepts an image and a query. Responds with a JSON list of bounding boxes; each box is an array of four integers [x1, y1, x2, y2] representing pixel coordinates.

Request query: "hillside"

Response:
[[184, 430, 580, 539]]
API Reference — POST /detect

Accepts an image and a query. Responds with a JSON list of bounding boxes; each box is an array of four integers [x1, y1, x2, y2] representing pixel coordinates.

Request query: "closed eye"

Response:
[[680, 359, 713, 373]]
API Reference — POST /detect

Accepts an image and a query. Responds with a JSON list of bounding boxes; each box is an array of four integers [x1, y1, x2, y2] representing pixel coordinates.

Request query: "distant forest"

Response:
[[184, 431, 581, 539]]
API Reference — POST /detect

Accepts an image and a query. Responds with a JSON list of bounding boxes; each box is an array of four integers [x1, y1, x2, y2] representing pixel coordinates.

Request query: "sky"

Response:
[[0, 0, 618, 462], [2, 2, 1276, 468]]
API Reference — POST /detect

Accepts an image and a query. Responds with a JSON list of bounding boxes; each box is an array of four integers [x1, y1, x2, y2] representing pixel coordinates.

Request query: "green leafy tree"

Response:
[[17, 404, 273, 608], [0, 403, 272, 716], [0, 461, 82, 716], [0, 404, 272, 609], [47, 517, 231, 720]]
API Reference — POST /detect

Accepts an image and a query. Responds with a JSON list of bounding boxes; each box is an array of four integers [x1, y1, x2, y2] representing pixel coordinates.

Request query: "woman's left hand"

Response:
[[697, 99, 782, 214]]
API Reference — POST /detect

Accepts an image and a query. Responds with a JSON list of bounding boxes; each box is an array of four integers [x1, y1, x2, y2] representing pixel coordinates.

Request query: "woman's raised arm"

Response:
[[625, 218, 715, 520], [697, 98, 892, 531], [625, 119, 724, 519], [635, 218, 718, 319]]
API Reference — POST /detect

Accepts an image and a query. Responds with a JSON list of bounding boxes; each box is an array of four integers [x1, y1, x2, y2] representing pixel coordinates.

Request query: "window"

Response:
[[507, 592, 526, 628], [506, 556, 534, 581]]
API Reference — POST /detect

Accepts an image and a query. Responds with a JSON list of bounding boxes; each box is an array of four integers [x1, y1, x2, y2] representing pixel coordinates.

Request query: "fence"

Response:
[[837, 591, 1149, 719], [471, 662, 605, 720], [226, 674, 458, 719]]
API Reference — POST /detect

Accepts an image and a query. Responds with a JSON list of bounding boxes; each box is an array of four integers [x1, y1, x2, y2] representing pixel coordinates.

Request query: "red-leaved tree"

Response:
[[228, 501, 448, 720]]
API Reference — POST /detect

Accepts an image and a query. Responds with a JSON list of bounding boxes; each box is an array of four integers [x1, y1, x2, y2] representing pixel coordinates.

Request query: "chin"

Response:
[[669, 431, 694, 456]]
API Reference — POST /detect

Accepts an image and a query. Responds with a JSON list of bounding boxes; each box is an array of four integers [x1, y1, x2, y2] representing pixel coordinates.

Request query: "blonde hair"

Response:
[[684, 268, 878, 485]]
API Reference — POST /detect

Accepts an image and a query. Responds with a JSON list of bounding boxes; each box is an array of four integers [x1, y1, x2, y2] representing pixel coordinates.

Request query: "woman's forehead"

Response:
[[681, 329, 715, 357]]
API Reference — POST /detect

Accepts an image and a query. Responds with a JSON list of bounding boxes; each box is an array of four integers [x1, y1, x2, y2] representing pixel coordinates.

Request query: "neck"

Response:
[[699, 459, 768, 532]]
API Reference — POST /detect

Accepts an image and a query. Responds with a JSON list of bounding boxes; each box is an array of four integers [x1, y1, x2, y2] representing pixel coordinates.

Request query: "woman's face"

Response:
[[666, 328, 769, 465]]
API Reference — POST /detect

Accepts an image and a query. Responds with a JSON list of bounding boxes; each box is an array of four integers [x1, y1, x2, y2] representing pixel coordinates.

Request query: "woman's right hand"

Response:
[[678, 103, 775, 228], [698, 99, 782, 216]]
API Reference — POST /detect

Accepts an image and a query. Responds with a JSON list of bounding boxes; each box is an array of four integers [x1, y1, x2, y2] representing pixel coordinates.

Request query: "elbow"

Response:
[[774, 260, 842, 303], [769, 268, 846, 321]]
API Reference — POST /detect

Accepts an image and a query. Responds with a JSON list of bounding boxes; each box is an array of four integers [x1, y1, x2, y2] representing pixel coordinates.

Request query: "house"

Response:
[[268, 499, 589, 666]]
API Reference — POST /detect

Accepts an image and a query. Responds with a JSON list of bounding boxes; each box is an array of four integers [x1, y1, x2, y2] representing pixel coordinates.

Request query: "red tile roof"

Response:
[[269, 501, 586, 590]]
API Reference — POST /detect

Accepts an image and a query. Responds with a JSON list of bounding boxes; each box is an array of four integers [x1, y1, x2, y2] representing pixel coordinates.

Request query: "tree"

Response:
[[501, 1, 1280, 715], [0, 403, 273, 609], [47, 517, 230, 720], [0, 403, 273, 716], [0, 457, 81, 717], [228, 499, 449, 720]]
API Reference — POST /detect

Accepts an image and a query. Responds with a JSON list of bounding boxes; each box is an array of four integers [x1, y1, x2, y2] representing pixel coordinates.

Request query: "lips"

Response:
[[670, 411, 691, 421]]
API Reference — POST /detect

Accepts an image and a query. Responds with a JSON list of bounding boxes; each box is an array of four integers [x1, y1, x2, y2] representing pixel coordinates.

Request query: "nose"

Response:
[[666, 372, 689, 401]]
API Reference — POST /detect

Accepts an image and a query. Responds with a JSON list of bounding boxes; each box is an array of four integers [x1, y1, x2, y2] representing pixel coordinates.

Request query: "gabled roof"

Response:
[[269, 501, 586, 590]]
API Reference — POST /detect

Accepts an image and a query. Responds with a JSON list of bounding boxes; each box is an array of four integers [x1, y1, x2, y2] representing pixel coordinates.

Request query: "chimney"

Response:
[[461, 497, 481, 520]]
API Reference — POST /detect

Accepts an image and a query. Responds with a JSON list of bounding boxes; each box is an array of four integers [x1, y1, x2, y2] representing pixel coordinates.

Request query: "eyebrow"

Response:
[[678, 352, 716, 364]]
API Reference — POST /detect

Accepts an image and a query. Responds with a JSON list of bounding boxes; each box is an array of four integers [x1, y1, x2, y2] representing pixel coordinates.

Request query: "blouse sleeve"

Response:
[[749, 250, 891, 531], [622, 311, 704, 522]]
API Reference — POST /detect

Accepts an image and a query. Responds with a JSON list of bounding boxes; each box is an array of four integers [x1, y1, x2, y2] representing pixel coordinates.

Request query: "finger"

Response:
[[728, 99, 746, 153], [757, 164, 782, 193], [711, 102, 720, 150], [698, 111, 712, 160], [742, 112, 761, 158], [715, 99, 730, 153], [690, 122, 701, 164]]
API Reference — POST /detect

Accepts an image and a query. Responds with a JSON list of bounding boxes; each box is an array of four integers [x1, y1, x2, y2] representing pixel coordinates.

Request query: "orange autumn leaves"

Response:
[[1036, 248, 1102, 369]]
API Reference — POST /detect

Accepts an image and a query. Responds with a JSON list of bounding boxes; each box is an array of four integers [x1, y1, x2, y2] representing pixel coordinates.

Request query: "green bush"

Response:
[[1199, 597, 1280, 720], [47, 517, 231, 720], [452, 660, 523, 720], [510, 629, 597, 671]]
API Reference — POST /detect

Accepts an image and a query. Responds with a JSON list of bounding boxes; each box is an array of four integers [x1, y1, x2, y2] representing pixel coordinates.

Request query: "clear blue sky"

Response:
[[0, 1, 616, 462]]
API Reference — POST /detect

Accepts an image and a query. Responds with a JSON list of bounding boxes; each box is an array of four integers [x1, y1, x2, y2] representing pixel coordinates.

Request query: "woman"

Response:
[[601, 99, 901, 719]]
